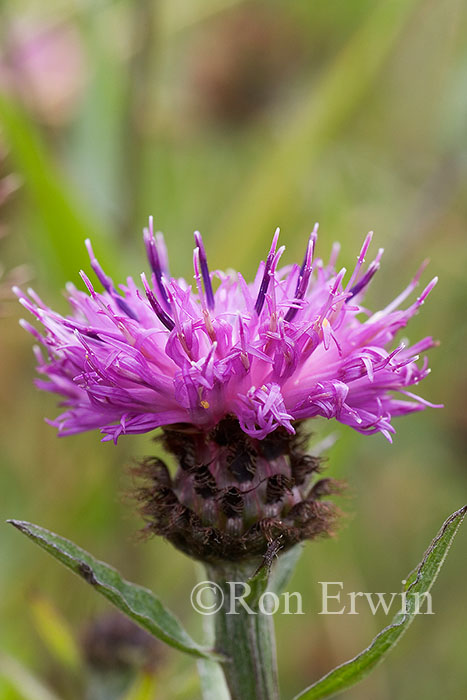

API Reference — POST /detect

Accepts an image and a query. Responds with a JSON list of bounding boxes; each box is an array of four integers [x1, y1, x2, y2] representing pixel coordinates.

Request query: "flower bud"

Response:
[[134, 418, 341, 563]]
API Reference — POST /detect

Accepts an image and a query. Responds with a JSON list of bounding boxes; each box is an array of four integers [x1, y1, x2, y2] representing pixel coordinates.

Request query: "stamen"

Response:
[[315, 267, 347, 326], [254, 227, 280, 316], [347, 248, 384, 301], [114, 296, 139, 321], [155, 231, 170, 275], [330, 267, 347, 296], [285, 227, 317, 322], [11, 285, 24, 300], [85, 239, 112, 292], [85, 239, 139, 320], [19, 318, 43, 343], [141, 273, 175, 331], [238, 314, 250, 370], [415, 277, 438, 306], [269, 246, 285, 322], [143, 217, 170, 307], [164, 281, 192, 358], [194, 247, 216, 339], [26, 287, 46, 309], [194, 231, 215, 310], [346, 231, 373, 291], [377, 259, 430, 316], [80, 270, 96, 296], [193, 247, 206, 309]]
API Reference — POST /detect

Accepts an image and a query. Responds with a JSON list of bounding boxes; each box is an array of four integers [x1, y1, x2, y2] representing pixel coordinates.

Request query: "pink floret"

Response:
[[15, 222, 440, 443]]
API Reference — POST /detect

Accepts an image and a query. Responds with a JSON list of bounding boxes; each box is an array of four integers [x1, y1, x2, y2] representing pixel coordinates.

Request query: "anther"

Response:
[[255, 228, 280, 316], [194, 231, 215, 310]]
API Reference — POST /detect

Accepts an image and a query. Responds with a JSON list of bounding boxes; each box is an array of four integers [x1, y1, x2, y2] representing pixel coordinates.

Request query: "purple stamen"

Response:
[[285, 226, 317, 322], [255, 228, 280, 316], [193, 246, 206, 307], [193, 231, 215, 311], [85, 239, 139, 320], [347, 261, 379, 300], [85, 239, 112, 292], [144, 217, 170, 308], [347, 245, 384, 301], [79, 270, 96, 296], [113, 296, 139, 321], [415, 277, 438, 306], [330, 268, 347, 296], [155, 230, 170, 275], [346, 231, 373, 291], [141, 273, 175, 331]]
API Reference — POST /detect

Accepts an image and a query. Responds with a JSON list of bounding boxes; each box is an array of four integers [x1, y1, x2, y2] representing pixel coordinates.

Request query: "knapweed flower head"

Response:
[[81, 612, 163, 673], [16, 221, 439, 562], [16, 220, 438, 443]]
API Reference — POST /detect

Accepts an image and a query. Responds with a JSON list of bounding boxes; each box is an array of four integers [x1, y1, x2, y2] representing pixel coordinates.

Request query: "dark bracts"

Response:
[[133, 417, 342, 564]]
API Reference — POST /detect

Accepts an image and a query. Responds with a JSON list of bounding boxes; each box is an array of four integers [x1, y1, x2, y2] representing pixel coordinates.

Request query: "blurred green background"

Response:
[[1, 0, 467, 698]]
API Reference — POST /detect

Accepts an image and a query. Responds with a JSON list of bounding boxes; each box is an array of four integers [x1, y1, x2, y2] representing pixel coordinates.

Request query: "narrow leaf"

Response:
[[8, 520, 221, 661], [294, 505, 467, 700]]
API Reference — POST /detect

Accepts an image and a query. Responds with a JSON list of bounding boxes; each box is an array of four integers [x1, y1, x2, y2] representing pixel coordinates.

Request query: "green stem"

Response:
[[207, 562, 279, 700]]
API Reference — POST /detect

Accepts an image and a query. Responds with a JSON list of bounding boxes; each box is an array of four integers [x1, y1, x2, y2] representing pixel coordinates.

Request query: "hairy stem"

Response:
[[207, 562, 279, 700]]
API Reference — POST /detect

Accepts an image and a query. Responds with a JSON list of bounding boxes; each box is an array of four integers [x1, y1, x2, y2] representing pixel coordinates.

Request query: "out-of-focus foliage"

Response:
[[1, 1, 466, 698]]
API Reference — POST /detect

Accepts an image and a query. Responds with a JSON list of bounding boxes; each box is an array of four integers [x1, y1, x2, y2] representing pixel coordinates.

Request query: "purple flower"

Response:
[[16, 220, 439, 444]]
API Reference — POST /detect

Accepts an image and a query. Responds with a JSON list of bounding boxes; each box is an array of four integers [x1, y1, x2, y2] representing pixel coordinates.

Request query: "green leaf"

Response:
[[293, 505, 467, 700], [7, 520, 221, 661]]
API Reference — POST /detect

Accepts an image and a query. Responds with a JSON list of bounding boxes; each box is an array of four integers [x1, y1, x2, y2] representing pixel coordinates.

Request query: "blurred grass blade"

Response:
[[122, 672, 158, 700], [216, 0, 423, 261], [0, 653, 61, 700], [8, 520, 222, 661], [0, 95, 118, 285], [29, 594, 81, 671], [293, 505, 467, 700]]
